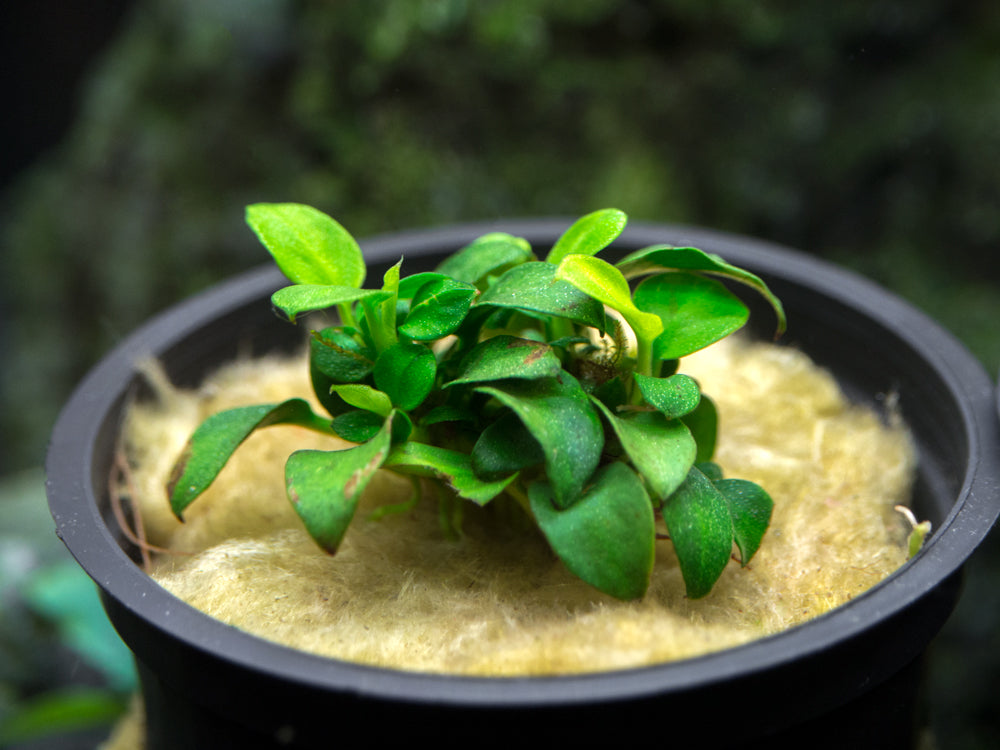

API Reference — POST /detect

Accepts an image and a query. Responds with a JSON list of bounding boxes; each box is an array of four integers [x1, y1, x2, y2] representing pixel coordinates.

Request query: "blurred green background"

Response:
[[1, 0, 998, 746]]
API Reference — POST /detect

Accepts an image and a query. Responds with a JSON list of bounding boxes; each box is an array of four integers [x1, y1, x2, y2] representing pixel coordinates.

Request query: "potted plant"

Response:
[[46, 208, 1000, 749]]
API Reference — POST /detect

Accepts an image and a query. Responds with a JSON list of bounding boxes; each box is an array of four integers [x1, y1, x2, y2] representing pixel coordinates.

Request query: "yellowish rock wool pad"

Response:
[[122, 338, 915, 676]]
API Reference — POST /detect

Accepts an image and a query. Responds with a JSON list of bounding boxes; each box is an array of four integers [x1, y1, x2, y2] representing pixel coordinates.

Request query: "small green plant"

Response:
[[168, 204, 786, 600]]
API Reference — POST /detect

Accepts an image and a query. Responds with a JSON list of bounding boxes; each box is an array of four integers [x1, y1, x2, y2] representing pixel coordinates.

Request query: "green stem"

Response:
[[337, 302, 358, 330], [636, 336, 654, 378]]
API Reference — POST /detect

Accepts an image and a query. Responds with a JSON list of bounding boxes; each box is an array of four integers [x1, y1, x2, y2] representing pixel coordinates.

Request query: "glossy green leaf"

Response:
[[633, 272, 749, 360], [634, 372, 702, 418], [617, 244, 786, 337], [529, 462, 655, 600], [682, 393, 718, 463], [333, 409, 413, 444], [476, 375, 603, 509], [446, 335, 561, 387], [546, 208, 628, 265], [397, 272, 452, 299], [285, 418, 393, 553], [385, 442, 517, 505], [419, 404, 476, 427], [436, 232, 534, 284], [660, 466, 735, 599], [330, 384, 393, 417], [168, 399, 333, 518], [331, 410, 383, 442], [471, 411, 545, 479], [554, 255, 663, 342], [373, 341, 436, 410], [310, 328, 374, 383], [716, 478, 773, 565], [271, 285, 388, 323], [246, 203, 365, 287], [476, 262, 607, 333], [398, 277, 477, 340], [591, 399, 696, 502]]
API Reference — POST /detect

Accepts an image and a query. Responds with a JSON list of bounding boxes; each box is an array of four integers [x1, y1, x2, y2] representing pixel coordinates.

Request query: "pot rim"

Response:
[[46, 218, 1000, 707]]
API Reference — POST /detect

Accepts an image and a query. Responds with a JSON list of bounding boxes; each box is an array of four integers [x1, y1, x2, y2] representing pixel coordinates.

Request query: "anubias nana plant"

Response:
[[168, 204, 787, 601]]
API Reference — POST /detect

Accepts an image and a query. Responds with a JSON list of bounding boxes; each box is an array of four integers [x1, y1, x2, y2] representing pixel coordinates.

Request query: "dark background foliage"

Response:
[[1, 1, 998, 746]]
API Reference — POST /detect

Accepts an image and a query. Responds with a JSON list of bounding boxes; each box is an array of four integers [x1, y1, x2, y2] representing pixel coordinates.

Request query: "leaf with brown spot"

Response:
[[445, 335, 561, 387], [284, 415, 393, 554]]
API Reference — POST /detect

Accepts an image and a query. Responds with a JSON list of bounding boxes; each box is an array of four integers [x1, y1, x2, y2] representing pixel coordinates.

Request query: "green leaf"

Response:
[[546, 208, 628, 265], [332, 409, 413, 444], [397, 272, 452, 299], [330, 384, 393, 417], [446, 335, 561, 387], [397, 277, 477, 340], [633, 272, 749, 360], [660, 466, 735, 599], [476, 375, 603, 509], [716, 478, 773, 565], [617, 244, 786, 337], [554, 255, 663, 342], [372, 341, 436, 411], [385, 442, 517, 505], [477, 262, 607, 333], [0, 688, 128, 745], [285, 417, 393, 553], [590, 399, 696, 502], [682, 394, 718, 463], [331, 410, 384, 442], [271, 285, 388, 323], [419, 404, 476, 427], [246, 203, 365, 287], [168, 399, 333, 518], [471, 411, 545, 479], [634, 372, 702, 418], [435, 232, 534, 284], [529, 462, 655, 600], [310, 328, 374, 383]]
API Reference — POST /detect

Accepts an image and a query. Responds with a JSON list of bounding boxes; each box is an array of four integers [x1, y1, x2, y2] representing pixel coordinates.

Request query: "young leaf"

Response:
[[168, 399, 333, 518], [633, 373, 701, 419], [271, 285, 388, 323], [476, 375, 603, 509], [446, 335, 561, 387], [617, 244, 786, 337], [246, 203, 365, 287], [435, 233, 534, 284], [590, 399, 696, 503], [372, 341, 436, 411], [660, 466, 735, 599], [398, 277, 477, 340], [529, 462, 655, 601], [633, 272, 749, 360], [385, 442, 517, 505], [470, 411, 545, 480], [554, 255, 663, 343], [476, 262, 607, 333], [545, 208, 628, 265], [715, 478, 773, 566], [285, 417, 393, 554], [397, 272, 452, 299], [329, 384, 393, 417]]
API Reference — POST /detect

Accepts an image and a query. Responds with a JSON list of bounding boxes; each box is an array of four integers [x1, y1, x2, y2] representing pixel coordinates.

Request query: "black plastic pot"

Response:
[[47, 221, 1000, 749]]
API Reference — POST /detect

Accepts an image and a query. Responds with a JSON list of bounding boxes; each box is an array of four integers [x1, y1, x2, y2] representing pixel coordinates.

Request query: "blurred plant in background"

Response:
[[2, 0, 999, 746]]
